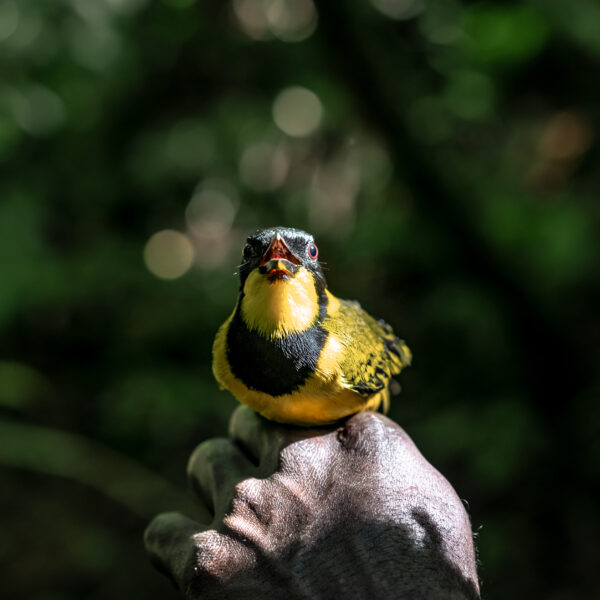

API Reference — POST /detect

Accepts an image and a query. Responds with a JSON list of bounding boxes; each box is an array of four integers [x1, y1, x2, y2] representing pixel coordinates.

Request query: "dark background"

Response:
[[1, 1, 599, 598]]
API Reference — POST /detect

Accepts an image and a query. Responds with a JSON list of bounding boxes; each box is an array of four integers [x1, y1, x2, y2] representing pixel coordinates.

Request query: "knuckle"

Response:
[[186, 438, 230, 478], [144, 511, 186, 550], [232, 478, 264, 510], [229, 405, 259, 436], [337, 411, 393, 455], [180, 533, 223, 595], [182, 530, 256, 595], [278, 437, 326, 478], [186, 441, 210, 478], [143, 512, 168, 550], [350, 409, 385, 429], [228, 478, 271, 524]]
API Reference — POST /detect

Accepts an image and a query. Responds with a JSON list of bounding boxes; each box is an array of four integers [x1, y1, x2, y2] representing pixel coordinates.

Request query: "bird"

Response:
[[212, 227, 411, 425]]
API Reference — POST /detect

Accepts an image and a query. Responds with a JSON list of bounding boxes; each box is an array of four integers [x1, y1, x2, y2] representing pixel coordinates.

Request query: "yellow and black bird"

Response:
[[212, 227, 411, 425]]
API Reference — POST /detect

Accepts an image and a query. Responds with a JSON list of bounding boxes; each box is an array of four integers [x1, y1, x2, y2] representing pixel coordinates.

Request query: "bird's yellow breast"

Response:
[[240, 267, 320, 338]]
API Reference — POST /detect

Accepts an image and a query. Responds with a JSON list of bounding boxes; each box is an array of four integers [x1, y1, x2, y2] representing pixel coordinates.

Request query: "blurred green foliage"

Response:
[[1, 0, 599, 598]]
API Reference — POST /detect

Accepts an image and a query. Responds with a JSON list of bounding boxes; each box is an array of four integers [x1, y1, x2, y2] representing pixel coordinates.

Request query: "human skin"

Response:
[[144, 407, 480, 599]]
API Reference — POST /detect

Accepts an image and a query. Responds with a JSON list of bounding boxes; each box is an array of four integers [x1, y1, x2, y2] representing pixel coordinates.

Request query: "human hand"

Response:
[[145, 408, 480, 599]]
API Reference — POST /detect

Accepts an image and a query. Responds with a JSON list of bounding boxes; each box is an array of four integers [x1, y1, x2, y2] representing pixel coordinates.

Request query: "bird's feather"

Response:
[[320, 298, 411, 401]]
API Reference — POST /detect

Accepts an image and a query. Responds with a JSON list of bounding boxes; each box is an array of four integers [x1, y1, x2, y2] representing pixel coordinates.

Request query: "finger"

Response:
[[228, 406, 294, 467], [229, 405, 330, 470], [336, 410, 404, 455], [187, 438, 257, 518], [144, 511, 202, 589]]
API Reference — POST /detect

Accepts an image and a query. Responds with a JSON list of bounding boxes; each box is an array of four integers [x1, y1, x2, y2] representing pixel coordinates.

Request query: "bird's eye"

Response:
[[242, 244, 253, 259], [307, 242, 318, 260]]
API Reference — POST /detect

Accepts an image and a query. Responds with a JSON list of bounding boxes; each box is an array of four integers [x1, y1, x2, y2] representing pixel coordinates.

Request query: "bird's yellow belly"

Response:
[[220, 367, 385, 425], [244, 376, 386, 426]]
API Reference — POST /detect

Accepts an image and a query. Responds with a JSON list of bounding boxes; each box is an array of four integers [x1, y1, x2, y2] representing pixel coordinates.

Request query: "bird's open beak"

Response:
[[259, 233, 301, 279]]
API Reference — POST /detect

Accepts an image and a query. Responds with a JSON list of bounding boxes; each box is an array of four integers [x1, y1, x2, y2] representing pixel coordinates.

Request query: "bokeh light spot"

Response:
[[539, 111, 592, 160], [239, 142, 289, 191], [186, 190, 236, 235], [308, 151, 360, 233], [4, 9, 42, 50], [185, 178, 240, 269], [233, 0, 317, 42], [232, 0, 270, 40], [444, 70, 495, 121], [461, 4, 549, 66], [272, 86, 322, 137], [144, 230, 195, 280], [350, 137, 393, 193], [68, 23, 122, 71], [266, 0, 317, 42], [370, 0, 425, 21], [0, 0, 19, 41], [419, 0, 461, 45], [9, 85, 66, 137]]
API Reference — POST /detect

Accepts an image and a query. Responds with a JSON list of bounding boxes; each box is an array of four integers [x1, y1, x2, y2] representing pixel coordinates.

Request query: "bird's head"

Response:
[[239, 227, 326, 293], [237, 227, 328, 336]]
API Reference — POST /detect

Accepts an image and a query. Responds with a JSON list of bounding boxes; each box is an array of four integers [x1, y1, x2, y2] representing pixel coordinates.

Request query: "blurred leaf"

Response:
[[537, 0, 600, 57], [481, 195, 597, 289], [461, 3, 549, 67], [443, 69, 495, 121], [0, 362, 46, 409], [414, 397, 545, 492], [0, 419, 193, 518]]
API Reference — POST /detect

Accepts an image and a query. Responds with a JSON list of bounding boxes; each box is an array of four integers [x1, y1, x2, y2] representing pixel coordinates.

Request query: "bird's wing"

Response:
[[324, 298, 411, 396]]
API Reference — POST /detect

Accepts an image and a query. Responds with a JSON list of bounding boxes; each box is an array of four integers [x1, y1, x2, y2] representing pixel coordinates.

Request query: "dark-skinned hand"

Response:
[[145, 407, 480, 599]]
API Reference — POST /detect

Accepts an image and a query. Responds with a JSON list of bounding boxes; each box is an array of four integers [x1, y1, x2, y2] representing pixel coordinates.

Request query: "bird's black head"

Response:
[[238, 227, 327, 294]]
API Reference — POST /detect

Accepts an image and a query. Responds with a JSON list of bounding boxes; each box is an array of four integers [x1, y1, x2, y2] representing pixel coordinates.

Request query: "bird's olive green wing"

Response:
[[323, 299, 411, 396]]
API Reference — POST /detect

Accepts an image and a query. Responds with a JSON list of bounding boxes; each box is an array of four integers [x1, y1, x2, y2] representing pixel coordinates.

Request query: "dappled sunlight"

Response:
[[144, 230, 196, 280], [186, 179, 240, 269], [232, 0, 317, 42], [370, 0, 425, 21], [8, 84, 66, 136], [239, 140, 290, 191], [272, 86, 323, 138], [528, 110, 594, 190]]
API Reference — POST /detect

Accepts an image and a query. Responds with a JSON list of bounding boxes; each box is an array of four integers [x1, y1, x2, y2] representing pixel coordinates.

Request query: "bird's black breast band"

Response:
[[226, 292, 329, 397]]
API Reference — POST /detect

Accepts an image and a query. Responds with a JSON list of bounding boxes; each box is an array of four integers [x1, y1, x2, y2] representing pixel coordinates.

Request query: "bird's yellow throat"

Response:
[[240, 267, 320, 338]]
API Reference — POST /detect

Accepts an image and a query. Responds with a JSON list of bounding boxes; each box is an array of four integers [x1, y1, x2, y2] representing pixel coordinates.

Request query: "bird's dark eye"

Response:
[[307, 242, 318, 260], [242, 244, 253, 259]]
